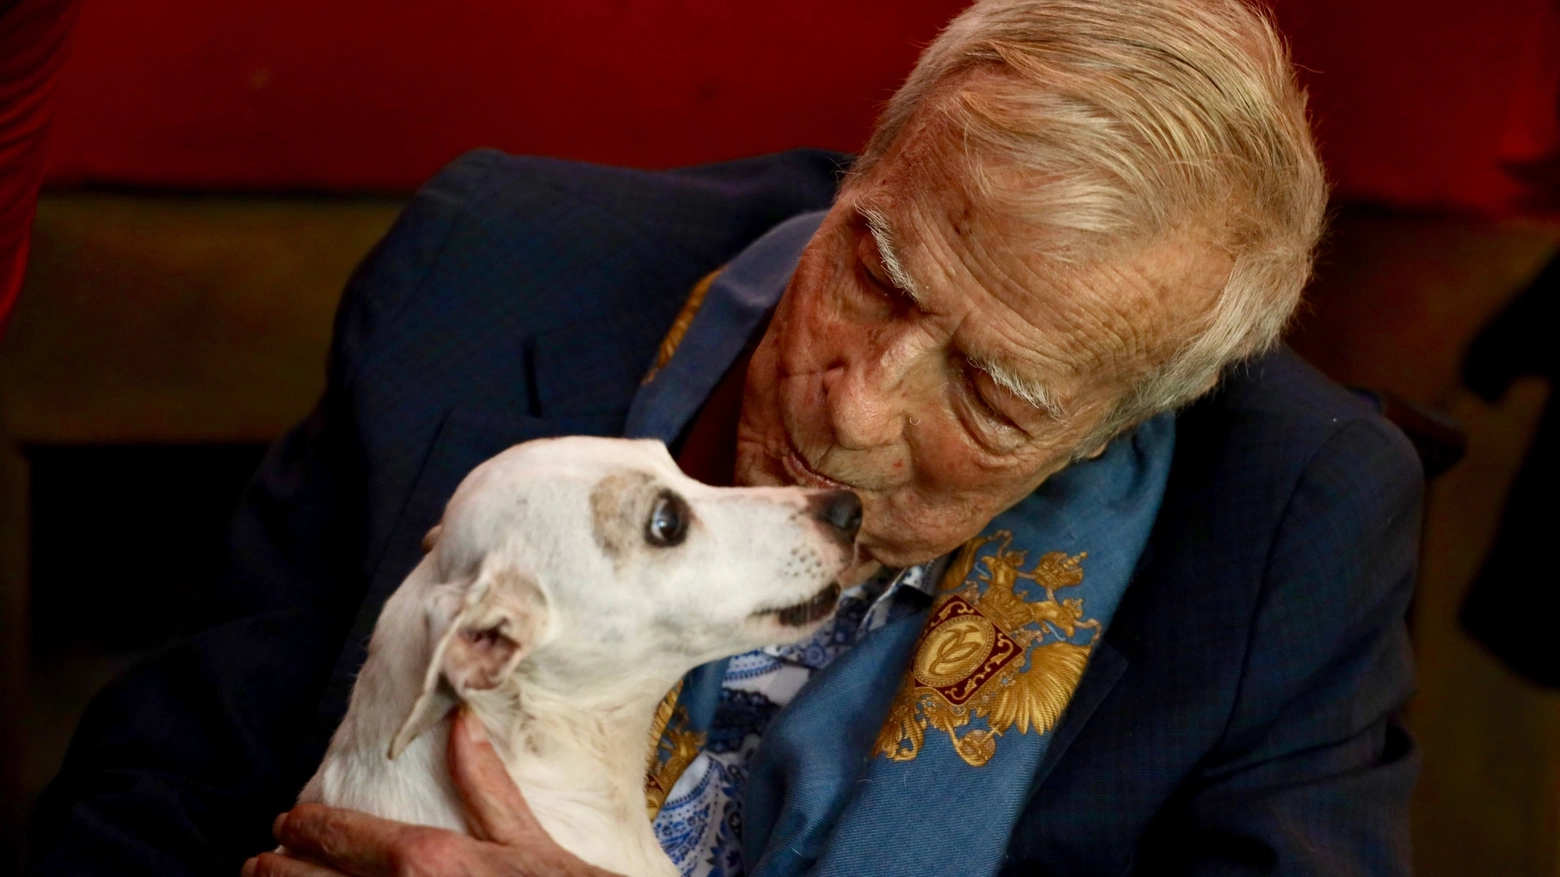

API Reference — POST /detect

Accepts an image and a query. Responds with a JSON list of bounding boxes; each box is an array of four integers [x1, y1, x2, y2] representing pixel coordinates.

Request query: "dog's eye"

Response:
[[645, 491, 689, 547]]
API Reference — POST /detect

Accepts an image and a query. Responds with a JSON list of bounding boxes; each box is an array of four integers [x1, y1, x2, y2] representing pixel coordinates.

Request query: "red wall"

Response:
[[1274, 0, 1558, 215], [39, 0, 1560, 214], [41, 0, 965, 191]]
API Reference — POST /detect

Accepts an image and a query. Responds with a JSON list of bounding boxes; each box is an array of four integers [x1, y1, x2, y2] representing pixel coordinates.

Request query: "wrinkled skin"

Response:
[[253, 109, 1231, 877], [735, 114, 1226, 574]]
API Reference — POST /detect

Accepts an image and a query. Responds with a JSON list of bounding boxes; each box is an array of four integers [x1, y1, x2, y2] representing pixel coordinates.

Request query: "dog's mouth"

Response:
[[754, 581, 842, 628]]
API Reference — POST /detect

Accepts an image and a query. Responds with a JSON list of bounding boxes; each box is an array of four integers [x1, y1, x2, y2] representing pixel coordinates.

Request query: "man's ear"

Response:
[[388, 559, 548, 759], [421, 523, 443, 553]]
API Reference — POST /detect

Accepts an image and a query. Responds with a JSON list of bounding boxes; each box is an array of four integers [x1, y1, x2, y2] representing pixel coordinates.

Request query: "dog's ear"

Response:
[[389, 559, 547, 759], [420, 523, 442, 553]]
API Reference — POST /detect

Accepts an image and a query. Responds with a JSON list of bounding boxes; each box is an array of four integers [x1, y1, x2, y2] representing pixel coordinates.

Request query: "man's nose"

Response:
[[823, 363, 901, 449], [822, 335, 923, 450]]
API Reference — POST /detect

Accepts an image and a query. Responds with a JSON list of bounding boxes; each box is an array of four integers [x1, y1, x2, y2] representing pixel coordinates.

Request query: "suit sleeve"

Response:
[[1149, 416, 1424, 877], [24, 152, 497, 877]]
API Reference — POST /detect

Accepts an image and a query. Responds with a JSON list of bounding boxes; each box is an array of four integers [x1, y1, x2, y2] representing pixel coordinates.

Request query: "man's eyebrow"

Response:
[[856, 203, 925, 306], [855, 201, 1064, 421], [970, 355, 1067, 420]]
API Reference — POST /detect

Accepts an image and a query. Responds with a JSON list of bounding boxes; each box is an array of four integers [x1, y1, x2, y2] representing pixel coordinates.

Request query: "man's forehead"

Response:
[[846, 164, 1223, 393], [845, 186, 1095, 412]]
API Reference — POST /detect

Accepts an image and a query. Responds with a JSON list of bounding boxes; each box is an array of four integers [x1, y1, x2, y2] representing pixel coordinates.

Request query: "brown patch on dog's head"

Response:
[[589, 470, 653, 561]]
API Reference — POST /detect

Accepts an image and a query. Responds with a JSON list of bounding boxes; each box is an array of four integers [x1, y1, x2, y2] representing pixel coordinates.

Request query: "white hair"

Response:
[[853, 0, 1327, 452]]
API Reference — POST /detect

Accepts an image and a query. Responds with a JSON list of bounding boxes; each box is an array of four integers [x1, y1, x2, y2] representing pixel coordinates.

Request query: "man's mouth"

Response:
[[755, 581, 842, 627], [781, 446, 851, 490]]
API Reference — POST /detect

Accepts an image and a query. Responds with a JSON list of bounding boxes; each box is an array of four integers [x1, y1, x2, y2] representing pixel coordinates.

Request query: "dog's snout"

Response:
[[809, 490, 862, 543]]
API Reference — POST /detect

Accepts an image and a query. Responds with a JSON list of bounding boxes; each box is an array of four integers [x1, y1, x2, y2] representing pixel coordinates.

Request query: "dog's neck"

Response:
[[305, 580, 681, 877], [475, 673, 677, 871]]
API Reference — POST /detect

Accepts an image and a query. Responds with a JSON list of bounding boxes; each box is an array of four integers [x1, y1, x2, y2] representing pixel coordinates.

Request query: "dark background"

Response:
[[1, 1, 1557, 874]]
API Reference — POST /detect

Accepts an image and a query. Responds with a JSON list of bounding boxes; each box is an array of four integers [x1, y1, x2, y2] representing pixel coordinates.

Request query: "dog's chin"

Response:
[[750, 581, 841, 636]]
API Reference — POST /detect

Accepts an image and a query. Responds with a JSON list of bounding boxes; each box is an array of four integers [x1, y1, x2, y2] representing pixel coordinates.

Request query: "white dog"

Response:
[[297, 436, 859, 877]]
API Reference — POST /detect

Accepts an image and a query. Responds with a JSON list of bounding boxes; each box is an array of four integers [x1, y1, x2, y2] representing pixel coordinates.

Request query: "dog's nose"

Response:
[[809, 490, 862, 543]]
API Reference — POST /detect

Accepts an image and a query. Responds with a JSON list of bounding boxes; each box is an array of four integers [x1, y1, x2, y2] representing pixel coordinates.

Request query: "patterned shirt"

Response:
[[651, 563, 939, 877]]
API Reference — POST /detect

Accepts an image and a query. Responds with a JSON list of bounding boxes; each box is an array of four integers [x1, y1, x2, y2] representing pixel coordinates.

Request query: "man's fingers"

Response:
[[274, 804, 425, 877], [448, 705, 542, 845], [244, 851, 348, 877]]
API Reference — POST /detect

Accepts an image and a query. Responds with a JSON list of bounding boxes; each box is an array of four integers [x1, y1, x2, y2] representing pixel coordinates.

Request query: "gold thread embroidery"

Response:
[[874, 532, 1098, 767], [643, 680, 707, 818], [642, 267, 723, 385], [645, 680, 682, 768]]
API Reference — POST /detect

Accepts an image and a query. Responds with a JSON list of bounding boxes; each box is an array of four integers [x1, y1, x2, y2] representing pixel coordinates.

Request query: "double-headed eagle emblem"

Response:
[[874, 532, 1099, 767]]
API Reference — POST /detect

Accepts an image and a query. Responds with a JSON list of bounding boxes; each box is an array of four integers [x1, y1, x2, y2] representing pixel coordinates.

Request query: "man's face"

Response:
[[734, 132, 1110, 571], [734, 122, 1224, 572]]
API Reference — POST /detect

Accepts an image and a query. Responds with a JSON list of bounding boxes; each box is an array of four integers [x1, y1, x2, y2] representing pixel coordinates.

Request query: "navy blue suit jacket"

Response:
[[29, 149, 1422, 876]]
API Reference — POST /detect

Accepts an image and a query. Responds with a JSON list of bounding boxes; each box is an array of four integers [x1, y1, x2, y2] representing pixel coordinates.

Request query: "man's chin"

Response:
[[856, 532, 967, 573], [840, 555, 883, 588]]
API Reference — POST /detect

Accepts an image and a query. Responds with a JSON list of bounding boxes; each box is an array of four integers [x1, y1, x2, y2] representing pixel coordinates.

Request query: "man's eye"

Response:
[[855, 259, 898, 299], [645, 491, 689, 547], [963, 368, 1018, 430], [862, 258, 892, 289]]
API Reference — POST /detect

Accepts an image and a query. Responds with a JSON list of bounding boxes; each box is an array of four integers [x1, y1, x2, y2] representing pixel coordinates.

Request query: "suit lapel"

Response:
[[1019, 541, 1158, 800], [1023, 638, 1129, 799], [1014, 541, 1159, 799]]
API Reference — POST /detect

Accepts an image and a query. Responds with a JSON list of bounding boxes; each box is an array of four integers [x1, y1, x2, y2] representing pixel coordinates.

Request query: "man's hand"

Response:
[[243, 708, 621, 877]]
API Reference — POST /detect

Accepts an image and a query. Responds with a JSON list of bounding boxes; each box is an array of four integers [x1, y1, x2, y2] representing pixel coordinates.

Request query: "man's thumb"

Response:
[[447, 705, 542, 845]]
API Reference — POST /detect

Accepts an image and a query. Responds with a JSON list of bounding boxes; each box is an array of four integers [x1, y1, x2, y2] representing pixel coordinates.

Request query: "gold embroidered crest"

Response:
[[873, 532, 1099, 767], [643, 681, 707, 818]]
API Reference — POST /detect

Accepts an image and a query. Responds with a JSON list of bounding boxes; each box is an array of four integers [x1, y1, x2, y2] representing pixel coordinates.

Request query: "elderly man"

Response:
[[29, 0, 1421, 875]]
